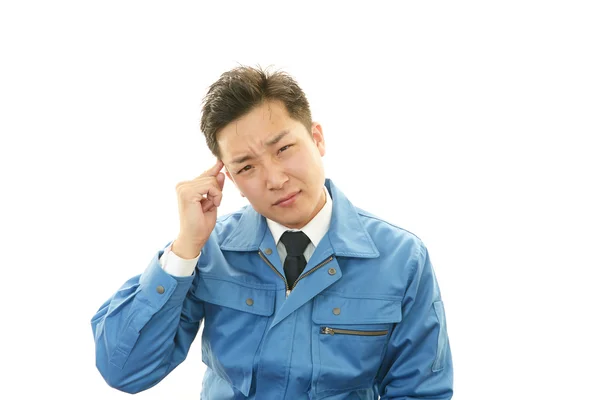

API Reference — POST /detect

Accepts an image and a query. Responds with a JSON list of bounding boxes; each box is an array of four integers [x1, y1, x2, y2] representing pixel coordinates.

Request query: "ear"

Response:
[[311, 122, 326, 157]]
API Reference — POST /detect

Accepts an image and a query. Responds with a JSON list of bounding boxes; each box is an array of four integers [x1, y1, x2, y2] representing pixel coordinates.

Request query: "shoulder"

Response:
[[355, 206, 422, 239], [216, 206, 247, 225], [212, 205, 248, 235], [354, 206, 426, 257]]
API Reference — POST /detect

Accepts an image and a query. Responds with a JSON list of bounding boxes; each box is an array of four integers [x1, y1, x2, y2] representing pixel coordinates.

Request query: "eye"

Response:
[[237, 165, 253, 174], [278, 144, 292, 154]]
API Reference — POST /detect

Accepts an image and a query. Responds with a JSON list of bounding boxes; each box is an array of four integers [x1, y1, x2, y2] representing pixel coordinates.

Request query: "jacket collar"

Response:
[[220, 178, 379, 258]]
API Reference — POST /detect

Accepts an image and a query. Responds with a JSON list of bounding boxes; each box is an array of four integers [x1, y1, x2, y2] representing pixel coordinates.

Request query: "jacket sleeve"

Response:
[[90, 242, 205, 394], [377, 240, 453, 399]]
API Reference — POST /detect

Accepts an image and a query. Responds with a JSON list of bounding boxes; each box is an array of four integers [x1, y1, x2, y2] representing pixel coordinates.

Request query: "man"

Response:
[[91, 65, 453, 399]]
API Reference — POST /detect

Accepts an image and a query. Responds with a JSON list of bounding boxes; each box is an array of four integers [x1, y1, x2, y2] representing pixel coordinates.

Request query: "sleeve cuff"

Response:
[[159, 241, 200, 277], [138, 245, 197, 309]]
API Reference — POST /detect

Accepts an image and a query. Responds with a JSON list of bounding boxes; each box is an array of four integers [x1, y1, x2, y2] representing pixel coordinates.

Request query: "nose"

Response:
[[264, 159, 288, 190]]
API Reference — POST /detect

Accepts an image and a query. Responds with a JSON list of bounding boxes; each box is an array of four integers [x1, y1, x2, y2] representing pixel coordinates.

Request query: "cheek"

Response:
[[237, 178, 263, 198], [285, 161, 305, 177], [289, 151, 323, 177], [285, 151, 314, 173]]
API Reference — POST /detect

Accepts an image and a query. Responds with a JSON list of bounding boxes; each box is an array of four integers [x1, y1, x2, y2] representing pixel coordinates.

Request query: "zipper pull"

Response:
[[321, 327, 335, 335], [286, 289, 291, 297]]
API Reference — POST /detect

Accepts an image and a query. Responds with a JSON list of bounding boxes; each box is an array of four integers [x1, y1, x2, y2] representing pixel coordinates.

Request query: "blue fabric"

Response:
[[91, 179, 453, 399]]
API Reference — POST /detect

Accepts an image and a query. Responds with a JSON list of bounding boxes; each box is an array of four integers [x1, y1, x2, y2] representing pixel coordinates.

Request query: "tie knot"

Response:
[[280, 231, 311, 257]]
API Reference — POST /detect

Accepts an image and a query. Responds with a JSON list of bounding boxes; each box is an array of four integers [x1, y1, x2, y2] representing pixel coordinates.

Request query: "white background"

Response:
[[1, 1, 598, 399]]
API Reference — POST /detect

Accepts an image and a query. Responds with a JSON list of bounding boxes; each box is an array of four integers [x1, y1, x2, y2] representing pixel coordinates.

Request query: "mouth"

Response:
[[273, 191, 301, 206]]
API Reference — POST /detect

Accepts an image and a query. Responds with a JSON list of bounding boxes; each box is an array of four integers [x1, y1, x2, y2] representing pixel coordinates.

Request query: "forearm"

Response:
[[378, 241, 453, 399], [91, 249, 201, 393]]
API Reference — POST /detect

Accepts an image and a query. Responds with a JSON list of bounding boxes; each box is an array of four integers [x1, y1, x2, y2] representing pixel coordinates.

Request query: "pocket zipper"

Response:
[[320, 327, 389, 336]]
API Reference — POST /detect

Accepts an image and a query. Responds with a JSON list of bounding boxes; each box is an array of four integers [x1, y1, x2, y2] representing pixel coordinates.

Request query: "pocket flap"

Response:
[[195, 274, 276, 317], [313, 294, 403, 324]]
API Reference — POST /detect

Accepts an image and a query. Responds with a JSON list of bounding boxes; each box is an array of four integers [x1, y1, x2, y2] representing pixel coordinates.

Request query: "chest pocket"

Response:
[[194, 274, 276, 397], [311, 293, 403, 397]]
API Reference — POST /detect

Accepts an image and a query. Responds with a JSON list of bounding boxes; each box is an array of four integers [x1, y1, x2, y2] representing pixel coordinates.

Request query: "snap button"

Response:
[[156, 285, 165, 294], [332, 307, 341, 315], [246, 298, 254, 306], [328, 268, 336, 275], [265, 248, 273, 255]]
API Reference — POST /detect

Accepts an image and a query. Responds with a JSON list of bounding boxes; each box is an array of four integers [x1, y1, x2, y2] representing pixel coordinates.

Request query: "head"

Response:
[[200, 65, 326, 229]]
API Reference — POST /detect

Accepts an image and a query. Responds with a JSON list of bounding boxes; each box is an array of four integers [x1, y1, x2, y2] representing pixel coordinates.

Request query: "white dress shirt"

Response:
[[160, 187, 333, 277]]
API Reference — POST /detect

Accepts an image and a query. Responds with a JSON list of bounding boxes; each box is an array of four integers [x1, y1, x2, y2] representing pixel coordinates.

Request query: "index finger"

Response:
[[201, 159, 224, 178]]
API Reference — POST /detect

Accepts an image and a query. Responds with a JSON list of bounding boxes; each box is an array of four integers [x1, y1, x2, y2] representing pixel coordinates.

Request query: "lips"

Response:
[[274, 191, 300, 206]]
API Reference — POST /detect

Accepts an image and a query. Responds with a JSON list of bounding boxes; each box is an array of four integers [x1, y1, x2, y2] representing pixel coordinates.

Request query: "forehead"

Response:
[[217, 101, 303, 159]]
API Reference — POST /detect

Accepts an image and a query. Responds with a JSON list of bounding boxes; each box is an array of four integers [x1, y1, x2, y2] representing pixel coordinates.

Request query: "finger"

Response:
[[216, 172, 225, 191], [206, 184, 223, 207], [204, 203, 216, 213], [201, 197, 215, 213], [200, 159, 224, 178]]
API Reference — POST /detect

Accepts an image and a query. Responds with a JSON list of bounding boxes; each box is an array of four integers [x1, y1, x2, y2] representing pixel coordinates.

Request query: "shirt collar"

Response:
[[219, 178, 379, 259], [266, 186, 332, 248]]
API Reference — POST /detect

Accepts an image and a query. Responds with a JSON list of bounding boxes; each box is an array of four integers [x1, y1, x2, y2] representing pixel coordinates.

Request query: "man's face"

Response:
[[218, 100, 326, 229]]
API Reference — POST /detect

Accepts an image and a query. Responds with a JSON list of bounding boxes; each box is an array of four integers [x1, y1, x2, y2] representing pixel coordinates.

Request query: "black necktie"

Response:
[[280, 231, 311, 289]]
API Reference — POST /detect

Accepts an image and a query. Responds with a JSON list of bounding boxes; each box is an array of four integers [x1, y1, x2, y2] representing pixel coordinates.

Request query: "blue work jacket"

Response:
[[91, 179, 453, 399]]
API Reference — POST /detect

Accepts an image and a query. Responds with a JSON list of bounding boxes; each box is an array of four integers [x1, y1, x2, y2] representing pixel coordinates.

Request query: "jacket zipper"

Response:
[[258, 251, 334, 297], [258, 251, 290, 296], [320, 327, 389, 336], [291, 256, 334, 291]]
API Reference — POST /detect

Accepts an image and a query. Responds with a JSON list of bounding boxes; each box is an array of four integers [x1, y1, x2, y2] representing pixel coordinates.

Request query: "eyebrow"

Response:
[[265, 129, 290, 146], [230, 130, 290, 165]]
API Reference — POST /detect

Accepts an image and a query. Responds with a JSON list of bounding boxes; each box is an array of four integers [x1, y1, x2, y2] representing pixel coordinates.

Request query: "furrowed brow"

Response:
[[231, 154, 254, 165], [230, 130, 290, 165], [265, 130, 290, 146]]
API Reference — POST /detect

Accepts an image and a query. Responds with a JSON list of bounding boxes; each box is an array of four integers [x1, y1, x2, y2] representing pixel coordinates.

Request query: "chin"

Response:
[[274, 213, 305, 228]]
